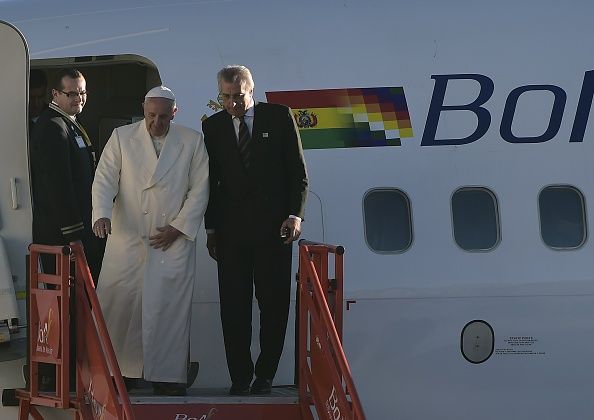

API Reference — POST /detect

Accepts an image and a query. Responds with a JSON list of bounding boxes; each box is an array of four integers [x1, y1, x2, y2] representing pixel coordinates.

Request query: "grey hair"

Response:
[[217, 65, 254, 91]]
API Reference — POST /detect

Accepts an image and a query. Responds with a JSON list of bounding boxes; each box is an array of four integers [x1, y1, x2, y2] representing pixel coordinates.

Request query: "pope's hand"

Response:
[[149, 225, 182, 251], [93, 218, 111, 238]]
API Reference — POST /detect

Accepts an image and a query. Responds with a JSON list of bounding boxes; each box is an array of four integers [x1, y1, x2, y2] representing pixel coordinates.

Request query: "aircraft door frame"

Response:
[[0, 20, 31, 335]]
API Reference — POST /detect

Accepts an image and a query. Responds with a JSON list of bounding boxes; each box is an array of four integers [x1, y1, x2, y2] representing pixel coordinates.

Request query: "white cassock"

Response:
[[92, 120, 209, 383]]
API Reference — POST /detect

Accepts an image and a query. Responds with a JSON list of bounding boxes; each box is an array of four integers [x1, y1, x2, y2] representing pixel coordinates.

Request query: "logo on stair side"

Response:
[[325, 386, 344, 420], [174, 408, 217, 420]]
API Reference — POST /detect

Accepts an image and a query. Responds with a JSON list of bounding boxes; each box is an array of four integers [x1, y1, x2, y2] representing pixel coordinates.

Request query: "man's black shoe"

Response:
[[250, 378, 272, 395], [152, 382, 187, 396], [229, 382, 251, 396]]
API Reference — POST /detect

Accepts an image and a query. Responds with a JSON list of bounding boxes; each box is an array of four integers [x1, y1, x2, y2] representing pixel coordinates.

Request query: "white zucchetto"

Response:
[[145, 86, 175, 101]]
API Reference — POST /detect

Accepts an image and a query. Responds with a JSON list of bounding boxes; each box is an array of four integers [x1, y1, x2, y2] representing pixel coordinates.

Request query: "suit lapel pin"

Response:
[[262, 132, 269, 139]]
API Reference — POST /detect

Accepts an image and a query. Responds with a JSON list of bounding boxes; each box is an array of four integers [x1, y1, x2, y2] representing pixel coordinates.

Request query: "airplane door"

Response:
[[0, 21, 31, 336]]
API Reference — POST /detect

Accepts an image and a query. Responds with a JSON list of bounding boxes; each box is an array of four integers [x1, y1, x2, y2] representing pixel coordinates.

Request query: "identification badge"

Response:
[[75, 136, 86, 148]]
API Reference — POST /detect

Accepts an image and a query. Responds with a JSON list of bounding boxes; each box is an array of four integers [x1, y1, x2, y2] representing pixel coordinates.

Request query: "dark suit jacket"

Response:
[[203, 102, 308, 243], [30, 107, 96, 245]]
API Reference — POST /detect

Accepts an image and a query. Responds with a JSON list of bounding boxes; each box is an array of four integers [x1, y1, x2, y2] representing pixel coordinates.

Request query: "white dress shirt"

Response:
[[232, 103, 254, 140]]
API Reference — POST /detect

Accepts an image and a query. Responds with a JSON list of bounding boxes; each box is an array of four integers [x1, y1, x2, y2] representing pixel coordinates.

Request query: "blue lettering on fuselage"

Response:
[[421, 71, 594, 145], [422, 74, 494, 146], [500, 85, 566, 143]]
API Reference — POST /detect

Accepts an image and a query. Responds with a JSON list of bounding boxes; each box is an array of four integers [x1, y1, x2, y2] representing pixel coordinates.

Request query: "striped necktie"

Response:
[[237, 116, 251, 168]]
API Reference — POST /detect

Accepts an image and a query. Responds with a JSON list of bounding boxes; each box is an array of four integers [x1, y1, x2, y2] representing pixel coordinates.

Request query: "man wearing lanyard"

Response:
[[30, 68, 103, 281], [203, 65, 308, 395]]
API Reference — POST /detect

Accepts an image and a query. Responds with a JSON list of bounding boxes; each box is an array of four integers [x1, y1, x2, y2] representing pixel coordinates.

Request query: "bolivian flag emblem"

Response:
[[266, 87, 413, 149]]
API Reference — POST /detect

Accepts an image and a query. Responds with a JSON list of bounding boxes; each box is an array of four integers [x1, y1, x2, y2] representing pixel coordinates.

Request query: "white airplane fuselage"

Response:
[[1, 1, 594, 419]]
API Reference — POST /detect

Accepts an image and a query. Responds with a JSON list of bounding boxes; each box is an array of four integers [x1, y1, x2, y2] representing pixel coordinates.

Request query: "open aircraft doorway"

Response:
[[31, 54, 162, 160]]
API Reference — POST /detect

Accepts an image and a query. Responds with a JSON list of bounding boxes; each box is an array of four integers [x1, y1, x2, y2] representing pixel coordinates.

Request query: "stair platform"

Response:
[[128, 386, 303, 419], [129, 385, 298, 403]]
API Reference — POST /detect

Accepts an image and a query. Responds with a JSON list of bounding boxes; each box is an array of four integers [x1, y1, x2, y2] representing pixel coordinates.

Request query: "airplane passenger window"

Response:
[[363, 189, 412, 253], [451, 188, 500, 251], [538, 186, 586, 249]]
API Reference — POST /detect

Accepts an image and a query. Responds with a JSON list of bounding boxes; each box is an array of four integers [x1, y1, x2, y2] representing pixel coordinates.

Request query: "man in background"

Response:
[[29, 67, 103, 391], [29, 69, 47, 131], [30, 67, 103, 280]]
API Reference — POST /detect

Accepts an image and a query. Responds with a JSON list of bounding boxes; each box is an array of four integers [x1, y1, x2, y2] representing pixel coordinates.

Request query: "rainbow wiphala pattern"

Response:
[[266, 87, 413, 149]]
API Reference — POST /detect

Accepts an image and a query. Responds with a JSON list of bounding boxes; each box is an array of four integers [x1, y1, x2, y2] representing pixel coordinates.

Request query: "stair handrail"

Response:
[[69, 242, 134, 420], [298, 240, 365, 420], [26, 243, 72, 409], [18, 243, 134, 420]]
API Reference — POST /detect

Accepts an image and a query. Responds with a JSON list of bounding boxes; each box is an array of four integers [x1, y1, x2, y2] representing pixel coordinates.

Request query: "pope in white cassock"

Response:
[[92, 86, 209, 396]]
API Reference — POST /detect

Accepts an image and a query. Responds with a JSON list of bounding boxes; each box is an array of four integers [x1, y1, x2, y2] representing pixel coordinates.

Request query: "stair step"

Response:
[[129, 386, 298, 404], [130, 387, 303, 419]]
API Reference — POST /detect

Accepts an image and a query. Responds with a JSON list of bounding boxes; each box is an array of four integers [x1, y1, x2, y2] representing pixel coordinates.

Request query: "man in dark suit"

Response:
[[30, 68, 103, 281], [203, 65, 308, 395]]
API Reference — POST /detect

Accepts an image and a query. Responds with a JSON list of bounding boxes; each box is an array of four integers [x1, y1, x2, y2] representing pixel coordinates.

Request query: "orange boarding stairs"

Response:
[[16, 243, 133, 420], [16, 241, 365, 420], [297, 240, 365, 420]]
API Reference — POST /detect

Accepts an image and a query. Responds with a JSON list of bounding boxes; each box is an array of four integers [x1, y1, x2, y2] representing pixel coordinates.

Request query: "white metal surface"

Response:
[[0, 238, 18, 329], [1, 1, 594, 419], [0, 21, 29, 331]]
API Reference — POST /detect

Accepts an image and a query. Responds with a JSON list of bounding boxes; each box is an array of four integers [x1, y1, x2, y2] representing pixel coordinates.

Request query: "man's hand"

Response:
[[93, 218, 111, 238], [149, 225, 182, 251], [206, 233, 217, 260], [280, 217, 301, 244]]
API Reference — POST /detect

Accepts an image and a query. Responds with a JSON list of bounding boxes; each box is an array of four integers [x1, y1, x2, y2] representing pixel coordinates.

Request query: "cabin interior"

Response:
[[31, 55, 161, 158]]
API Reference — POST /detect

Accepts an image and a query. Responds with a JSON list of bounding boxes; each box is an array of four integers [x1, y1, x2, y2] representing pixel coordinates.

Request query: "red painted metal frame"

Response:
[[17, 243, 134, 420], [297, 241, 365, 420], [70, 242, 134, 420], [18, 240, 364, 420], [25, 244, 71, 410]]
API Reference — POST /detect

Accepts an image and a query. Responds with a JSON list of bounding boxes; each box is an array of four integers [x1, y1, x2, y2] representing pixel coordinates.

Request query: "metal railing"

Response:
[[17, 242, 134, 420], [297, 240, 365, 420]]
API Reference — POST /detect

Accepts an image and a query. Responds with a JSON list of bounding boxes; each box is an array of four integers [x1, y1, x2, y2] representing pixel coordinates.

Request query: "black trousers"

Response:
[[217, 235, 292, 386]]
